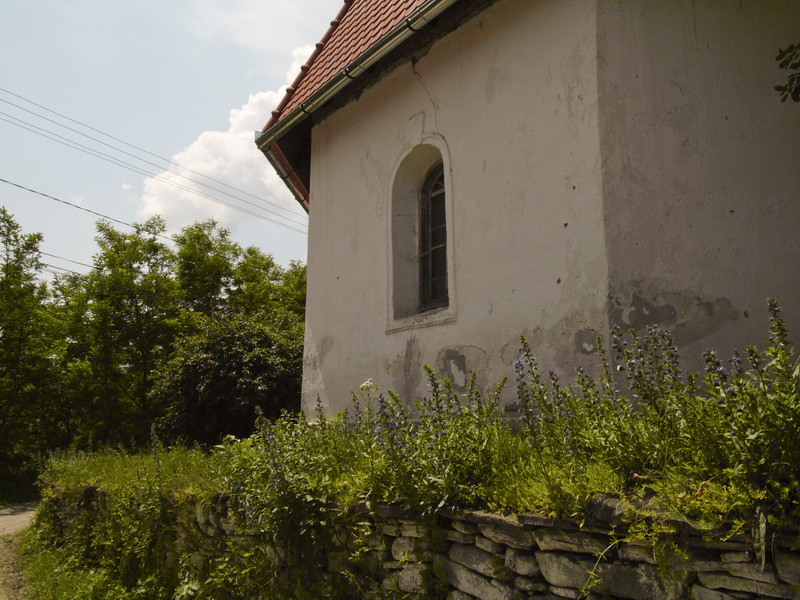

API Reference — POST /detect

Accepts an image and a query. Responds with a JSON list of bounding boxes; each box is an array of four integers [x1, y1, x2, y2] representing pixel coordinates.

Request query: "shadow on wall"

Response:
[[387, 337, 422, 401]]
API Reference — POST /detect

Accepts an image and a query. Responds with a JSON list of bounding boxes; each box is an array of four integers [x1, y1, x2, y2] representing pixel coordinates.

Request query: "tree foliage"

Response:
[[0, 209, 305, 499], [775, 42, 800, 102], [174, 220, 240, 315], [0, 207, 53, 494], [153, 309, 303, 446]]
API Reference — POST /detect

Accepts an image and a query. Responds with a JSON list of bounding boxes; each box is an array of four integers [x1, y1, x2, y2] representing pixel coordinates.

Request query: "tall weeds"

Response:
[[26, 301, 800, 599]]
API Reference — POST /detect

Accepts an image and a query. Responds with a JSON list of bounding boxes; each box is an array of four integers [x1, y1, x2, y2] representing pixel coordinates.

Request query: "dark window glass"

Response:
[[431, 225, 446, 247], [431, 277, 447, 303], [419, 163, 448, 311]]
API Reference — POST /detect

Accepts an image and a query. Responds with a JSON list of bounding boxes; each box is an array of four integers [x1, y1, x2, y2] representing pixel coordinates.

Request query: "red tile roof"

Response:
[[263, 0, 430, 132]]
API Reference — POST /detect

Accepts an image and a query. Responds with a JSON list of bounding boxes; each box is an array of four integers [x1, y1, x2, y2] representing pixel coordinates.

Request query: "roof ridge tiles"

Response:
[[263, 0, 354, 131], [262, 0, 432, 133]]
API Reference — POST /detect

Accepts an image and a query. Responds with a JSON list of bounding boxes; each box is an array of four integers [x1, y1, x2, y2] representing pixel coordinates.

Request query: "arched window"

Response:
[[418, 162, 448, 311], [391, 143, 452, 322]]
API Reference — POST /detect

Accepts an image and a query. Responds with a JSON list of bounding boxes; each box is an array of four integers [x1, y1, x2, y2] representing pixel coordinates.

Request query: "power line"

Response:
[[41, 263, 81, 278], [0, 113, 308, 234], [0, 114, 305, 231], [41, 260, 156, 297], [0, 114, 160, 184], [0, 177, 176, 242], [0, 87, 307, 224], [2, 180, 309, 284], [0, 99, 308, 229], [40, 252, 94, 270]]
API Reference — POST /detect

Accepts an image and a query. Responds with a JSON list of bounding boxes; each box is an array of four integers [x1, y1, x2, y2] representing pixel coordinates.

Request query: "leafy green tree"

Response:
[[775, 42, 800, 102], [152, 232, 306, 446], [153, 308, 303, 446], [174, 220, 240, 315], [228, 247, 306, 319], [95, 217, 179, 442], [0, 209, 307, 483], [49, 272, 108, 449], [276, 260, 307, 319], [227, 247, 283, 312], [0, 208, 53, 496], [53, 218, 180, 446]]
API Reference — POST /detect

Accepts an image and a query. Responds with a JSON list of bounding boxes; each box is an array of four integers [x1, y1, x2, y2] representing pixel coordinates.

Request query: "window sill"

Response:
[[385, 306, 456, 334]]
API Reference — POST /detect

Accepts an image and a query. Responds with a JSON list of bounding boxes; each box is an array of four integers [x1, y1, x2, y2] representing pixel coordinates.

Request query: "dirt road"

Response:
[[0, 503, 35, 600], [0, 504, 34, 538]]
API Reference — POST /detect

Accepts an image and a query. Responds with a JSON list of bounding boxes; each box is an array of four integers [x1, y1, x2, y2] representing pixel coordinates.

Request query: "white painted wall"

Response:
[[302, 0, 800, 414], [598, 1, 800, 365], [304, 0, 606, 412]]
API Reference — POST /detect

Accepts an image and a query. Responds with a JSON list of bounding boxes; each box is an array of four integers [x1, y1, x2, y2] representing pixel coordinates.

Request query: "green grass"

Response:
[[21, 301, 800, 599], [20, 529, 128, 600], [38, 446, 223, 496]]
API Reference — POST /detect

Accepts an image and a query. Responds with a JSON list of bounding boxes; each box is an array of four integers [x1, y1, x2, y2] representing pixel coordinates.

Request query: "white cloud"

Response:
[[138, 45, 315, 252], [287, 45, 315, 84], [225, 44, 315, 135], [190, 0, 340, 54]]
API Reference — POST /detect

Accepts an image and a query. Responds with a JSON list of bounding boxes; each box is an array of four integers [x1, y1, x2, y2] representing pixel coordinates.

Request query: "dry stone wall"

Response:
[[364, 502, 800, 600], [49, 487, 800, 599], [223, 497, 800, 599]]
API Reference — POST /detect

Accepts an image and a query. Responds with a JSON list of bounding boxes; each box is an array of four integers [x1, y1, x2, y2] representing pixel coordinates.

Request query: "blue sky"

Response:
[[1, 0, 342, 271]]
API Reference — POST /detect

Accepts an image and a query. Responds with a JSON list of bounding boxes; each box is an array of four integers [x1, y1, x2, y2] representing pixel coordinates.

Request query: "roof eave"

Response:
[[257, 0, 461, 149], [255, 0, 462, 209], [264, 144, 310, 213]]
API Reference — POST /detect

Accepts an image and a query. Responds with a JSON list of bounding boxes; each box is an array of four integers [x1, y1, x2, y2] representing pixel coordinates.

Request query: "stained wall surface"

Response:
[[597, 1, 800, 364], [302, 0, 800, 413], [304, 0, 606, 412]]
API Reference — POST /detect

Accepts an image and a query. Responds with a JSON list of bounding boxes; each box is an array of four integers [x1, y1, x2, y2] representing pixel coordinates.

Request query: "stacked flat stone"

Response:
[[372, 500, 800, 600], [46, 487, 800, 599]]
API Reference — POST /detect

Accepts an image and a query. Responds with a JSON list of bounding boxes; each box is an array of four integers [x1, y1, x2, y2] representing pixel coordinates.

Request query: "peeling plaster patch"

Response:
[[387, 337, 421, 401], [611, 287, 739, 347], [575, 328, 598, 354], [501, 327, 542, 365], [436, 345, 489, 392], [306, 336, 334, 374], [386, 355, 403, 378], [485, 67, 499, 103], [538, 309, 607, 372], [668, 296, 739, 347], [610, 293, 677, 330], [359, 151, 384, 216], [560, 312, 588, 335], [440, 349, 468, 388], [561, 43, 587, 124], [303, 353, 319, 374]]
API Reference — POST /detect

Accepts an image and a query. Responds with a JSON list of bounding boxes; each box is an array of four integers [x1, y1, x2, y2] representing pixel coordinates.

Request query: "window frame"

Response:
[[387, 139, 456, 334], [418, 162, 448, 312]]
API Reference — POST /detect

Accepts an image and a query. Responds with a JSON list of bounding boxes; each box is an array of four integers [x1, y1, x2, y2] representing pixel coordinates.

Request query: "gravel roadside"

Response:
[[0, 503, 36, 600]]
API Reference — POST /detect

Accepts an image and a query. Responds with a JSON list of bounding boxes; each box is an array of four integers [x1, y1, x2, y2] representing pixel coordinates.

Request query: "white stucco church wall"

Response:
[[299, 0, 800, 414], [304, 0, 608, 412], [597, 1, 800, 365]]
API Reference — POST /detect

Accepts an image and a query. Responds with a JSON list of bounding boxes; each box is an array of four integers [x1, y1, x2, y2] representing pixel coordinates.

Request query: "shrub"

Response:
[[24, 301, 800, 599]]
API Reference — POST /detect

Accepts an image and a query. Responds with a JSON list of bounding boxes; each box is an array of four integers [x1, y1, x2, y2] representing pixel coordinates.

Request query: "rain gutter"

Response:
[[256, 0, 461, 211]]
